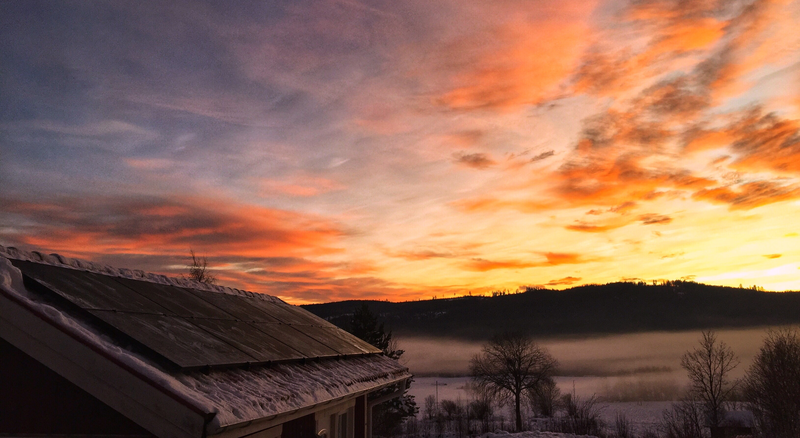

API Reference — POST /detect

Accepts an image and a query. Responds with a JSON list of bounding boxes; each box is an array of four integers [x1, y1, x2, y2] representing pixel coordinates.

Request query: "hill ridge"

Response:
[[303, 281, 800, 340]]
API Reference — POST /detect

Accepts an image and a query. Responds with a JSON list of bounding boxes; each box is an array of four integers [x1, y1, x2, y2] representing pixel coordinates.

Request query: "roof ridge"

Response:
[[0, 245, 284, 303]]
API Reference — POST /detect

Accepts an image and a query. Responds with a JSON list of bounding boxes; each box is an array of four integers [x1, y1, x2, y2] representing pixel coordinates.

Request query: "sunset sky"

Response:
[[2, 0, 800, 304]]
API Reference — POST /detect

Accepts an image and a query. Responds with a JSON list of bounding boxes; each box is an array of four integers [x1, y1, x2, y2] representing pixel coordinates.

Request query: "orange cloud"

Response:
[[544, 276, 582, 286], [463, 251, 591, 271], [727, 109, 800, 174], [542, 252, 587, 265], [385, 249, 454, 261], [437, 3, 593, 110], [683, 108, 800, 174], [451, 197, 558, 214], [573, 0, 791, 105], [633, 77, 711, 124], [638, 213, 673, 225], [464, 258, 540, 272], [575, 2, 726, 97], [654, 18, 725, 53], [565, 222, 626, 233], [683, 128, 736, 153], [609, 201, 638, 214], [555, 154, 714, 208], [692, 181, 800, 210], [704, 0, 795, 100]]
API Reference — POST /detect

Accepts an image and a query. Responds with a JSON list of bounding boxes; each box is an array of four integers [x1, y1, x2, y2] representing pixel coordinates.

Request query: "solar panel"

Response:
[[9, 259, 380, 370], [256, 301, 338, 327], [329, 327, 383, 354], [110, 277, 232, 319], [90, 311, 257, 368], [191, 319, 306, 363], [251, 323, 341, 357], [295, 325, 379, 355], [186, 289, 281, 323], [12, 260, 168, 313]]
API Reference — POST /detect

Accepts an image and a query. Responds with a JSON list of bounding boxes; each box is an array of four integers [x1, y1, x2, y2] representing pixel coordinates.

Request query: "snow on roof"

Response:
[[478, 432, 597, 438], [0, 247, 411, 432], [179, 354, 409, 427], [0, 245, 282, 302]]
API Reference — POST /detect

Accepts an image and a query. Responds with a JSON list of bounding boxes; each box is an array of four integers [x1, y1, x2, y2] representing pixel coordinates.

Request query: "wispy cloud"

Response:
[[545, 276, 582, 286], [453, 152, 496, 169], [638, 214, 673, 225], [463, 252, 593, 271]]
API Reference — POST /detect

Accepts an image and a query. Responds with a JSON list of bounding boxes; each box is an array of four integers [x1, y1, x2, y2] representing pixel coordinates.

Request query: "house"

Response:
[[0, 246, 411, 438]]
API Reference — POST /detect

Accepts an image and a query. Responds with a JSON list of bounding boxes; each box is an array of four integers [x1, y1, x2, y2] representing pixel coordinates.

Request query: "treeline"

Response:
[[303, 281, 800, 339]]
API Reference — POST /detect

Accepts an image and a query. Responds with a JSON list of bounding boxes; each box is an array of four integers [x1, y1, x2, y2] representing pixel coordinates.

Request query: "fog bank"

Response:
[[398, 326, 782, 378]]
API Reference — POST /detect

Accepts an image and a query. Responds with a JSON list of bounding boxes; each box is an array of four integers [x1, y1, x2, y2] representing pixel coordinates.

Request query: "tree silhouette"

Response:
[[743, 328, 800, 438], [185, 249, 216, 284], [680, 331, 738, 428], [349, 303, 400, 359], [470, 332, 557, 432]]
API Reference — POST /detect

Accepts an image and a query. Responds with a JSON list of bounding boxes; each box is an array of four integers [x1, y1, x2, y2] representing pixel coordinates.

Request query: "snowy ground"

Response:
[[408, 377, 671, 435], [597, 401, 671, 435], [478, 432, 598, 438]]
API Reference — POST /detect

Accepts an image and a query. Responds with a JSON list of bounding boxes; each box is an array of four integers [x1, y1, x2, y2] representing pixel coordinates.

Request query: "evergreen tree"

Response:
[[348, 303, 417, 436]]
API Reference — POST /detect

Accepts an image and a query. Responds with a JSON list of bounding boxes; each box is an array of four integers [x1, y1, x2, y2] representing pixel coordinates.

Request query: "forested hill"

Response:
[[302, 281, 800, 340]]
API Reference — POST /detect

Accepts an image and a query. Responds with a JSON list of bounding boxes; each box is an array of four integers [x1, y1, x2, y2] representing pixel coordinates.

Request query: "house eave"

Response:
[[206, 370, 411, 438], [0, 285, 213, 438]]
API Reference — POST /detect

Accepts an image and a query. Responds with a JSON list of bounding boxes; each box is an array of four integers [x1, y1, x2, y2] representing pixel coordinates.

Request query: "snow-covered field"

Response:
[[409, 377, 670, 435], [478, 432, 600, 438]]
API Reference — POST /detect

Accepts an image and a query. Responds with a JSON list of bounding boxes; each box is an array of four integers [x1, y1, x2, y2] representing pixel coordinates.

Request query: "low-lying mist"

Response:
[[398, 326, 786, 401]]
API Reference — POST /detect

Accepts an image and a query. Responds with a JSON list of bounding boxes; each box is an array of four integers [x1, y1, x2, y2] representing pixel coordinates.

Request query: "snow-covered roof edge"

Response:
[[0, 254, 220, 420], [0, 245, 284, 303]]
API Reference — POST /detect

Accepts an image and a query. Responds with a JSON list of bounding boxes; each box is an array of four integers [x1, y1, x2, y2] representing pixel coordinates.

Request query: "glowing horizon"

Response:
[[2, 0, 800, 304]]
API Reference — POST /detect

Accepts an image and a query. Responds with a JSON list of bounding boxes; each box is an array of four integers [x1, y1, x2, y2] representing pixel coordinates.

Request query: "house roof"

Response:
[[0, 246, 411, 437]]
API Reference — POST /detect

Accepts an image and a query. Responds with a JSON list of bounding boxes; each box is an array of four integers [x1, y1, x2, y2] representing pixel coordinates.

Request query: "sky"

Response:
[[2, 0, 800, 304]]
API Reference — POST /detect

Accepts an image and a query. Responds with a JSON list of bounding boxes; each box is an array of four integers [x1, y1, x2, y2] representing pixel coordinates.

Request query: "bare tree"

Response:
[[743, 328, 800, 438], [529, 377, 560, 417], [680, 331, 739, 428], [186, 249, 216, 284], [662, 397, 705, 438], [470, 332, 557, 432], [615, 412, 633, 438], [468, 397, 493, 434]]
